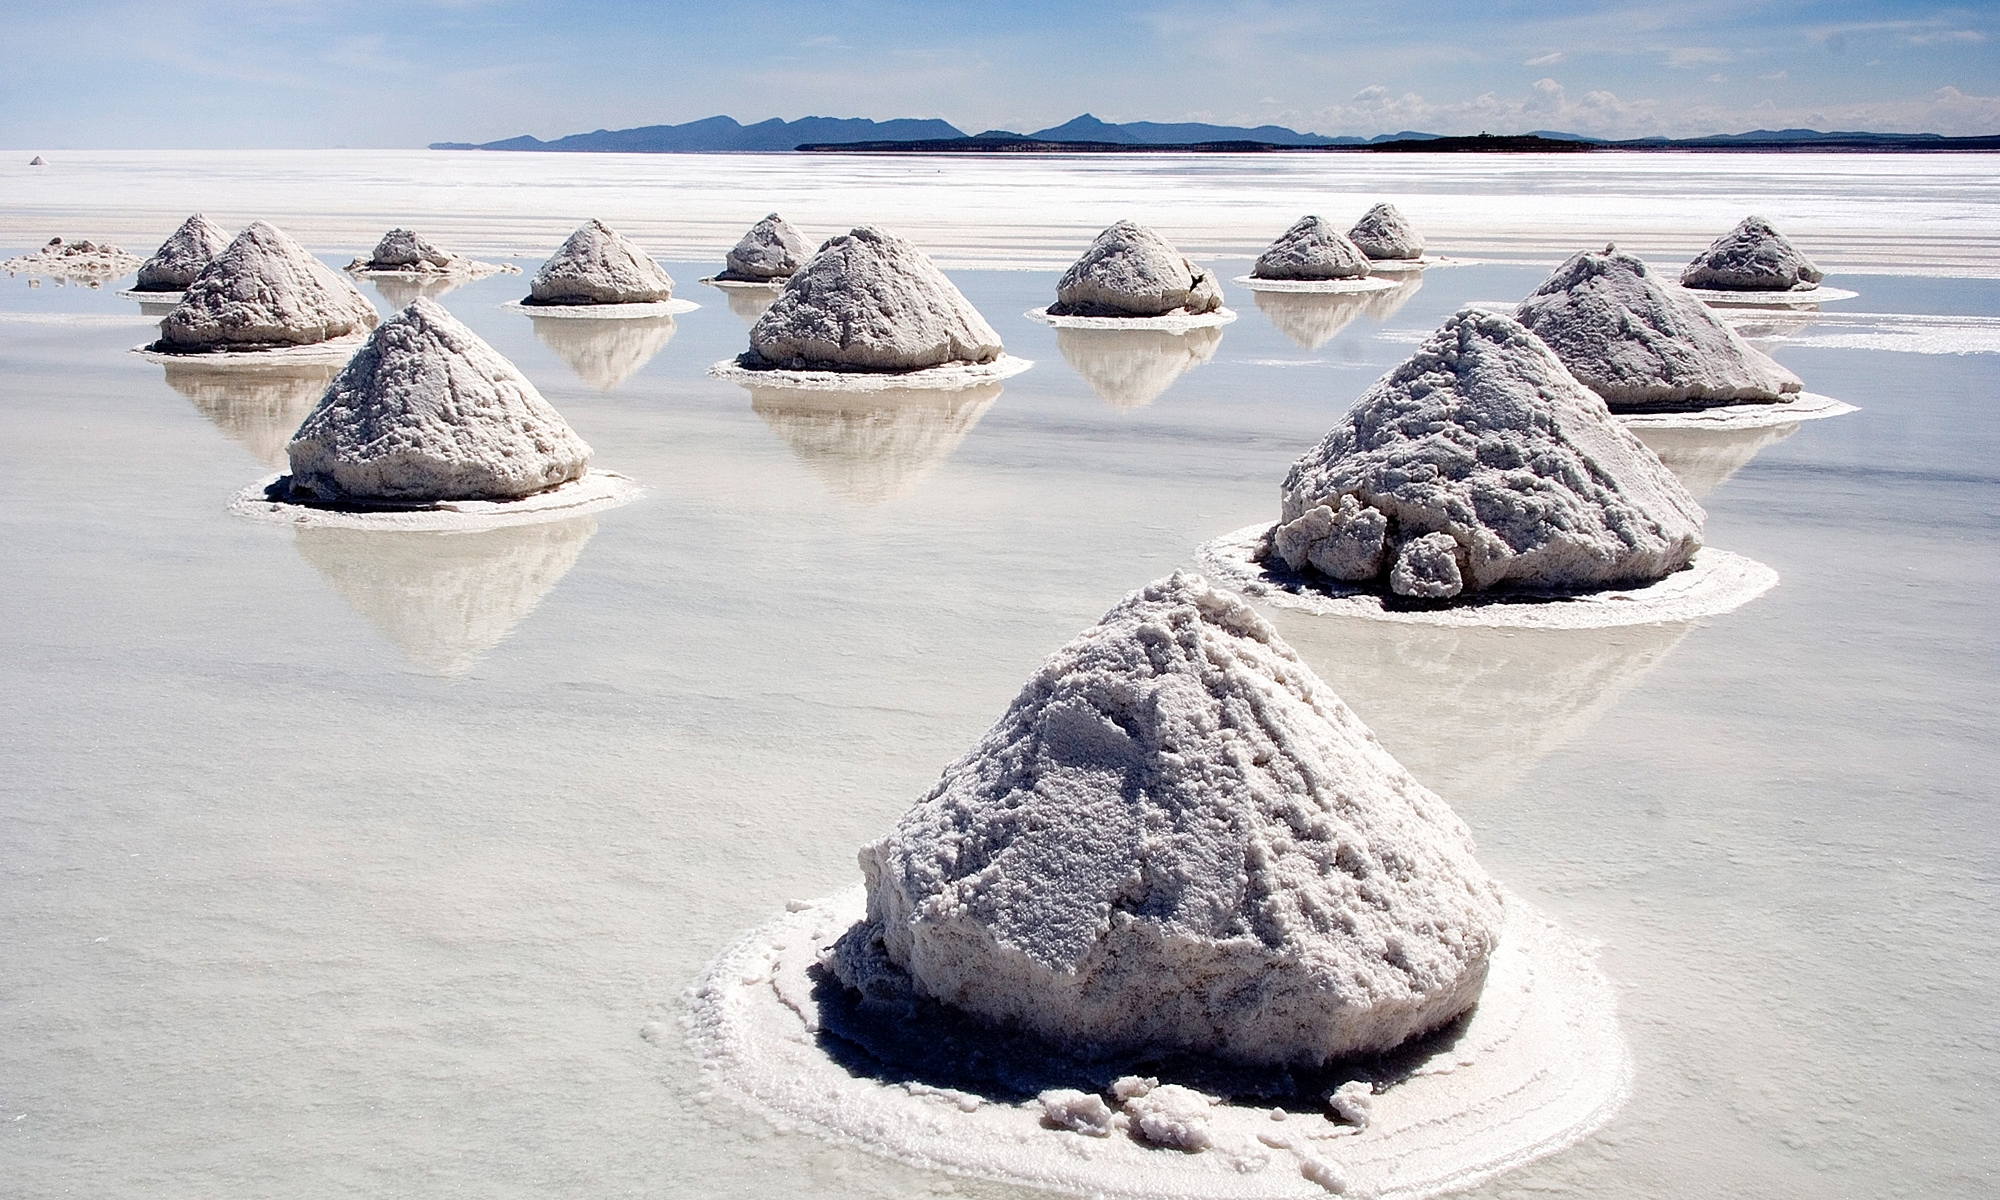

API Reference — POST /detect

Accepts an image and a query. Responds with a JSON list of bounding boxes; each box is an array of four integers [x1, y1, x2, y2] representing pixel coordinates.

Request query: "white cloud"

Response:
[[1524, 51, 1565, 67]]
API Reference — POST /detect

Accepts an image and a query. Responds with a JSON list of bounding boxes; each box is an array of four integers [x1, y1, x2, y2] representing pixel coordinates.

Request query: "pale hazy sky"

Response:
[[3, 1, 1996, 148]]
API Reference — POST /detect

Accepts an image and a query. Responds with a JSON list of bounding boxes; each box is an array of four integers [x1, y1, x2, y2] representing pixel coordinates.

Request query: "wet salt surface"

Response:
[[1, 153, 1996, 1200]]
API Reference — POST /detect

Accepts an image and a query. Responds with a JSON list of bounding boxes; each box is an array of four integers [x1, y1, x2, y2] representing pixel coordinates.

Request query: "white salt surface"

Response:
[[117, 286, 182, 302], [1232, 276, 1402, 295], [689, 885, 1628, 1200], [708, 353, 1033, 392], [1615, 391, 1857, 431], [502, 298, 698, 318], [131, 329, 370, 366], [1028, 305, 1238, 331], [699, 277, 783, 291], [227, 469, 641, 532], [1682, 285, 1859, 308], [1198, 526, 1776, 629]]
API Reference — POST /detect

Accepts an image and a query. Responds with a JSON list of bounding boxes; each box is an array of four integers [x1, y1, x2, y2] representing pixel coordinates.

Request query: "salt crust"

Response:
[[1197, 525, 1776, 629], [227, 469, 639, 532], [1682, 285, 1858, 309], [709, 354, 1033, 392], [687, 885, 1629, 1200], [118, 287, 183, 302], [132, 329, 370, 367], [1614, 390, 1856, 431], [1356, 257, 1448, 274], [1, 237, 142, 284], [502, 297, 698, 318], [1028, 306, 1237, 332], [1232, 276, 1400, 296]]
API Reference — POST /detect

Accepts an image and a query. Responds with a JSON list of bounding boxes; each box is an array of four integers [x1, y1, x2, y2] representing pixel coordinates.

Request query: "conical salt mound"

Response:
[[135, 214, 231, 292], [1348, 203, 1424, 260], [159, 221, 378, 350], [837, 572, 1503, 1067], [528, 219, 674, 305], [1252, 215, 1372, 280], [358, 228, 457, 271], [1680, 215, 1825, 292], [748, 226, 1003, 370], [720, 213, 810, 282], [1050, 220, 1223, 317], [1277, 307, 1704, 599], [285, 297, 591, 503], [1514, 244, 1803, 409]]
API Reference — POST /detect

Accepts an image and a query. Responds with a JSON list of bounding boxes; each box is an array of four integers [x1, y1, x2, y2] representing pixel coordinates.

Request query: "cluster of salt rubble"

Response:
[[1047, 221, 1224, 318], [714, 213, 810, 283], [1250, 216, 1372, 281], [1271, 307, 1705, 601], [1515, 245, 1802, 409], [133, 214, 231, 292], [1682, 216, 1825, 292], [2, 236, 143, 285], [1348, 203, 1424, 261], [347, 228, 513, 280], [526, 219, 676, 306]]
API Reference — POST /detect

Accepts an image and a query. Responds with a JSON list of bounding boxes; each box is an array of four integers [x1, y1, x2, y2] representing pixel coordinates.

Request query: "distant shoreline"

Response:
[[791, 133, 2000, 154]]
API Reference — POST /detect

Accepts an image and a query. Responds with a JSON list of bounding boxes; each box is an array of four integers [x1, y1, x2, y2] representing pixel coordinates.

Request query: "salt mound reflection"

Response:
[[367, 274, 465, 310], [161, 360, 337, 467], [749, 382, 999, 504], [721, 286, 779, 325], [1251, 274, 1423, 349], [1054, 325, 1221, 410], [1634, 422, 1798, 499], [529, 313, 677, 391], [291, 516, 597, 676]]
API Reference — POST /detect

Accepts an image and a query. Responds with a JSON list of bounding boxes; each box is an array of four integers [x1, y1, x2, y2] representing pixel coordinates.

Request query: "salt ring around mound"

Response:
[[1614, 391, 1855, 432], [500, 298, 700, 319], [130, 330, 370, 367], [1196, 525, 1775, 629], [1680, 285, 1858, 309], [1356, 256, 1448, 273], [699, 276, 787, 291], [689, 885, 1628, 1200], [348, 263, 517, 280], [118, 287, 183, 302], [1026, 306, 1238, 332], [1231, 276, 1403, 295], [226, 469, 641, 532], [707, 353, 1034, 392]]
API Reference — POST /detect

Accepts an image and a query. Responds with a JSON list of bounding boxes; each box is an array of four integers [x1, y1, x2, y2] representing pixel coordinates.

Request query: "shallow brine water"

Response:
[[1, 151, 1996, 1199]]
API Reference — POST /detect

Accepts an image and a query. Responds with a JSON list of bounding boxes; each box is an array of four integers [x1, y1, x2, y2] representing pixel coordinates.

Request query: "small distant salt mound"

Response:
[[1252, 216, 1372, 281], [1277, 307, 1705, 599], [158, 221, 377, 351], [29, 155, 46, 166], [1049, 220, 1223, 318], [1348, 203, 1424, 260], [355, 228, 456, 271], [2, 236, 143, 285], [835, 571, 1502, 1066], [718, 213, 810, 282], [1515, 244, 1802, 409], [135, 214, 231, 292], [528, 219, 675, 305], [1680, 215, 1826, 292], [746, 226, 1003, 370], [285, 297, 590, 503]]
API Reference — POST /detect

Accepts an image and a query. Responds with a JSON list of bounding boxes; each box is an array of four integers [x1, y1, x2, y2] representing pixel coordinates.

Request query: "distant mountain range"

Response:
[[432, 114, 1999, 154]]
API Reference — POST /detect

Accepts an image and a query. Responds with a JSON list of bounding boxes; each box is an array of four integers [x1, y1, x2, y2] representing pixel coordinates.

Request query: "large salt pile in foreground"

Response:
[[528, 219, 675, 305], [1275, 308, 1705, 599], [1251, 216, 1372, 281], [835, 571, 1503, 1066], [745, 226, 1004, 371], [1049, 221, 1224, 317], [158, 222, 378, 351], [1514, 245, 1802, 409], [1680, 215, 1826, 292], [134, 214, 231, 292], [717, 213, 810, 282], [1347, 203, 1424, 261], [285, 297, 591, 503]]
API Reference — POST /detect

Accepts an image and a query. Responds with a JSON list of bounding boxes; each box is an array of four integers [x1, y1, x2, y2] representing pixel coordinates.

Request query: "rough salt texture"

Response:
[[528, 219, 675, 305], [1050, 221, 1224, 318], [1278, 307, 1705, 598], [2, 237, 143, 285], [1514, 245, 1803, 409], [747, 226, 1003, 370], [1037, 1090, 1116, 1136], [720, 213, 810, 282], [159, 222, 378, 350], [1252, 216, 1373, 281], [1348, 203, 1424, 260], [1122, 1084, 1215, 1151], [286, 297, 591, 503], [1680, 216, 1825, 291], [135, 214, 231, 291], [1327, 1081, 1374, 1128], [835, 571, 1502, 1067], [355, 228, 457, 271]]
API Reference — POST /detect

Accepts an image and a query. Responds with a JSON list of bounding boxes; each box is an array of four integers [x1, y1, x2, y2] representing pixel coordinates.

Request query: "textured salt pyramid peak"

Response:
[[1680, 215, 1826, 291], [286, 297, 591, 503], [839, 570, 1503, 1067], [1348, 203, 1424, 260], [136, 214, 231, 291], [160, 221, 378, 350], [1514, 244, 1803, 408], [748, 225, 1003, 370], [529, 219, 675, 304], [722, 213, 810, 281], [364, 228, 458, 270], [1279, 307, 1704, 598], [1050, 220, 1224, 317], [1252, 215, 1373, 280]]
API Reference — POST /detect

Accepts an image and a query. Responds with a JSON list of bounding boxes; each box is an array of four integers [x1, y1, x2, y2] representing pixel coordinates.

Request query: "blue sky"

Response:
[[3, 1, 1996, 147]]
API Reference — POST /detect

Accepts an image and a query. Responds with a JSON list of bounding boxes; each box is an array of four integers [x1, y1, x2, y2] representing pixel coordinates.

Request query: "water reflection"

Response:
[[367, 274, 466, 310], [748, 382, 1000, 504], [1634, 423, 1799, 500], [528, 314, 678, 391], [1053, 326, 1222, 410], [292, 516, 598, 677], [161, 360, 336, 467], [1265, 606, 1693, 802], [1721, 310, 1820, 346], [718, 285, 780, 325], [132, 294, 180, 318], [1252, 276, 1425, 350]]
